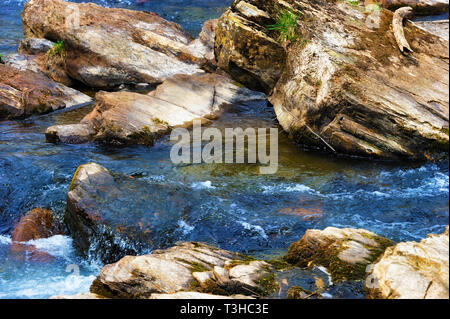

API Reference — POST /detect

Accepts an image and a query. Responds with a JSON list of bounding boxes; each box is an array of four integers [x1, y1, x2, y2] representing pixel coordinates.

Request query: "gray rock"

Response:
[[18, 38, 55, 55]]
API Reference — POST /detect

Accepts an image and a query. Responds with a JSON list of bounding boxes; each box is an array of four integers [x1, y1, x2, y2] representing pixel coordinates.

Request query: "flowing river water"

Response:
[[0, 0, 449, 299]]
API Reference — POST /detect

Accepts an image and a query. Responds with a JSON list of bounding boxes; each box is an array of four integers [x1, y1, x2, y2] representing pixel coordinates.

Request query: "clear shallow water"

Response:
[[0, 99, 448, 298], [0, 0, 449, 299]]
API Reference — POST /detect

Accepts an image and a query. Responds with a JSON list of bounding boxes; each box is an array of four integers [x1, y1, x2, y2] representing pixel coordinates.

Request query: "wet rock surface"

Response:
[[9, 208, 63, 263], [366, 226, 449, 299]]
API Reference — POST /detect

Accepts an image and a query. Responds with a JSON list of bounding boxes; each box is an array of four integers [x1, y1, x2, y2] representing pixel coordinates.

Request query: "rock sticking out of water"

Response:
[[46, 73, 266, 146], [366, 226, 449, 299], [216, 0, 449, 161], [0, 64, 93, 119], [284, 227, 394, 282], [90, 241, 276, 298]]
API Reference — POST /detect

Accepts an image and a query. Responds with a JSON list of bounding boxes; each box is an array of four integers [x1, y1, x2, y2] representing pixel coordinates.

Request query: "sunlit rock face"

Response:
[[284, 227, 393, 282], [366, 226, 449, 299], [215, 0, 448, 160], [90, 241, 274, 298], [378, 0, 449, 15], [21, 0, 219, 88], [0, 64, 93, 120], [45, 72, 266, 146], [215, 1, 287, 92]]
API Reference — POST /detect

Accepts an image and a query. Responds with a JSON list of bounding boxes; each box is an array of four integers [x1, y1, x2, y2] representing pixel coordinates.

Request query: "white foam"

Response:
[[261, 183, 318, 195], [240, 221, 268, 240], [0, 234, 12, 245], [26, 235, 74, 258], [191, 181, 216, 189], [177, 220, 195, 235]]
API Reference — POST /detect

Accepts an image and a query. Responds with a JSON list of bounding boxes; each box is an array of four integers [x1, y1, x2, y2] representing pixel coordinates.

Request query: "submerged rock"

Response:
[[0, 64, 93, 119], [10, 208, 63, 263], [264, 0, 449, 160], [90, 242, 275, 298], [12, 208, 62, 242], [366, 226, 449, 299], [284, 227, 393, 282], [21, 0, 217, 88], [46, 73, 266, 145]]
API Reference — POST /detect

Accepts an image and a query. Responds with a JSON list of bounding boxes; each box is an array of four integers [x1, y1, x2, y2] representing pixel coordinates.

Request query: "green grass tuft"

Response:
[[267, 8, 299, 42], [46, 40, 65, 58]]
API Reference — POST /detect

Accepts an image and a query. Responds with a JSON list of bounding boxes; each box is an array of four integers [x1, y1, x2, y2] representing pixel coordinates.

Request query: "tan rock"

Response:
[[378, 0, 449, 15], [18, 38, 54, 55], [90, 241, 275, 298], [45, 124, 95, 144], [215, 1, 286, 92], [284, 227, 393, 282], [266, 0, 449, 160], [46, 73, 265, 146], [21, 0, 216, 88], [366, 226, 449, 299], [0, 64, 93, 119]]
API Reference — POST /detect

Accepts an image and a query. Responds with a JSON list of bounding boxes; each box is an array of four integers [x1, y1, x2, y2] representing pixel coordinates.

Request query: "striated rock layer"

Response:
[[46, 73, 266, 146], [215, 0, 449, 160], [0, 64, 93, 119], [21, 0, 217, 88], [90, 242, 275, 298]]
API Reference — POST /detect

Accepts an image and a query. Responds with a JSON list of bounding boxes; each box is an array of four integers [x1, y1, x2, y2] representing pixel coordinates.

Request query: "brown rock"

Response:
[[377, 0, 449, 15], [9, 208, 63, 263], [12, 208, 62, 242], [0, 64, 93, 119], [215, 1, 286, 92], [90, 242, 275, 298]]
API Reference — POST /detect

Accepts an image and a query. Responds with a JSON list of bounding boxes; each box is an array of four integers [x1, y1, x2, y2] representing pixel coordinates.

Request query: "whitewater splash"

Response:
[[0, 234, 99, 299]]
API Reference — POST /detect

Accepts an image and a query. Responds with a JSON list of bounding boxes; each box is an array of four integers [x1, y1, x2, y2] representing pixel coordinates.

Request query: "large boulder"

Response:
[[366, 226, 449, 299], [21, 0, 217, 88], [0, 64, 93, 119], [284, 227, 393, 282], [215, 1, 287, 92], [46, 73, 266, 145], [90, 242, 276, 298], [264, 0, 449, 160]]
